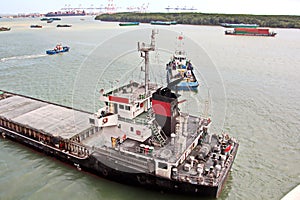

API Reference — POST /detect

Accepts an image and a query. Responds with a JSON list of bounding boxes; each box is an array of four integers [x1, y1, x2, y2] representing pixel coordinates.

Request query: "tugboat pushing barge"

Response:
[[166, 34, 199, 91], [0, 30, 238, 198]]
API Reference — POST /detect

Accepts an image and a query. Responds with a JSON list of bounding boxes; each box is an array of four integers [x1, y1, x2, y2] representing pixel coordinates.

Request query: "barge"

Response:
[[119, 22, 140, 26], [150, 21, 177, 25], [225, 28, 277, 37], [0, 30, 238, 198], [220, 23, 259, 28]]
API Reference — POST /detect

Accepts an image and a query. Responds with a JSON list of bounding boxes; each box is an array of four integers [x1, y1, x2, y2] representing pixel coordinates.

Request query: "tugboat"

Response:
[[166, 34, 199, 91], [46, 44, 70, 55], [0, 30, 238, 198]]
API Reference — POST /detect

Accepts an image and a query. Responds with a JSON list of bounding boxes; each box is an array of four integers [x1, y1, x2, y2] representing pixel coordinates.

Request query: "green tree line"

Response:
[[95, 12, 300, 28]]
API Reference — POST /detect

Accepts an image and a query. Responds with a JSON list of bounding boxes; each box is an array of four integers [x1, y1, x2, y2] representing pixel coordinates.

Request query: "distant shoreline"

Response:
[[95, 12, 300, 29]]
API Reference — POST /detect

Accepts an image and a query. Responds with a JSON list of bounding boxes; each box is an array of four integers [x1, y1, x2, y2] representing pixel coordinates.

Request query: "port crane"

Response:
[[165, 6, 197, 12]]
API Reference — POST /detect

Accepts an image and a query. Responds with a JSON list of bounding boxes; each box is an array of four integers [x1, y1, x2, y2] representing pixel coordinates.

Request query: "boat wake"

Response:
[[0, 54, 47, 62]]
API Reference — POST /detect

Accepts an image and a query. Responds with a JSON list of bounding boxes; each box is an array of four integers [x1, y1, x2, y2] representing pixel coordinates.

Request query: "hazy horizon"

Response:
[[1, 0, 300, 16]]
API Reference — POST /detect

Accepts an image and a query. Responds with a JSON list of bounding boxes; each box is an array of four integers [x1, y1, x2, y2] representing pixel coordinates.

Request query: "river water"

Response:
[[0, 16, 299, 200]]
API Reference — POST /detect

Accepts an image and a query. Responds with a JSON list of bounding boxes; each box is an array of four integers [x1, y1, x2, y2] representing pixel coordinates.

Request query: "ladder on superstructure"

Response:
[[150, 120, 167, 147]]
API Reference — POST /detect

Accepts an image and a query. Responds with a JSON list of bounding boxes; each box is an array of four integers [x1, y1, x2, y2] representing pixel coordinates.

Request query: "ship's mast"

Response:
[[176, 33, 184, 50], [138, 29, 158, 95]]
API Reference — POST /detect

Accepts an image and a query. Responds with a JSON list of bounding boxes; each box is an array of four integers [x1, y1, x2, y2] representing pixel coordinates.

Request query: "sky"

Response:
[[1, 0, 300, 15]]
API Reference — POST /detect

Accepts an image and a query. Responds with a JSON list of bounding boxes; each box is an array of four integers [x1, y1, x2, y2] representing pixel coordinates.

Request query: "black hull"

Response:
[[75, 155, 220, 197], [1, 126, 238, 198]]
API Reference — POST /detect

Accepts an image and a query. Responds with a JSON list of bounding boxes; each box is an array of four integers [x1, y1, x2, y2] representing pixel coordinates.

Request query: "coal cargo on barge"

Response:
[[0, 30, 238, 198]]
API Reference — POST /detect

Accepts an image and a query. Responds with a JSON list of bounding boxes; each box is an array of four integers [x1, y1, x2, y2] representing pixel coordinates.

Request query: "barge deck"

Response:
[[0, 90, 93, 160]]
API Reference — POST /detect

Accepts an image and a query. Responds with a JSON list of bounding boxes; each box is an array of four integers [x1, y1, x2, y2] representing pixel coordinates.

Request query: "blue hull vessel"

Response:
[[46, 46, 70, 55], [166, 35, 199, 91], [167, 73, 199, 91]]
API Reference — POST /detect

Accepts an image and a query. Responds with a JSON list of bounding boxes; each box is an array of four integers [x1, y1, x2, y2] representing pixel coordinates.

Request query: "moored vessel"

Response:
[[119, 22, 140, 26], [41, 17, 61, 21], [225, 27, 276, 36], [220, 23, 259, 28], [150, 21, 177, 25], [30, 25, 42, 28], [56, 24, 72, 28], [166, 34, 199, 91], [0, 30, 238, 198]]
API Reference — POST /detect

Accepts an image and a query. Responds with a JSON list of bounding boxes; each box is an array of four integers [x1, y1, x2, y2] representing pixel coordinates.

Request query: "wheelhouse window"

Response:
[[125, 106, 130, 111], [158, 162, 168, 170], [89, 118, 95, 125], [119, 104, 124, 109]]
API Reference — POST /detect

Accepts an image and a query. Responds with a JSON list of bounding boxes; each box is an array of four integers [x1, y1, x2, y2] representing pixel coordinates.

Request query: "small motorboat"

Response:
[[30, 25, 42, 28], [46, 44, 70, 55]]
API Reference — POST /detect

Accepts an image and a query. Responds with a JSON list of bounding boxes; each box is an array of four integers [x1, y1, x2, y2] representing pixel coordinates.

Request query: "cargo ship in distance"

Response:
[[0, 30, 238, 198], [225, 28, 277, 37]]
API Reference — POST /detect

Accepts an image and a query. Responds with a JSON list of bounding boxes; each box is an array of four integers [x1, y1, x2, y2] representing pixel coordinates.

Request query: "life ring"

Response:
[[137, 175, 146, 184], [102, 118, 108, 124], [102, 168, 108, 176]]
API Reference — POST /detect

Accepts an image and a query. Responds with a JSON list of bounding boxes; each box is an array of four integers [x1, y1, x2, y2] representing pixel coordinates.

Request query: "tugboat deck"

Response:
[[0, 91, 92, 139]]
